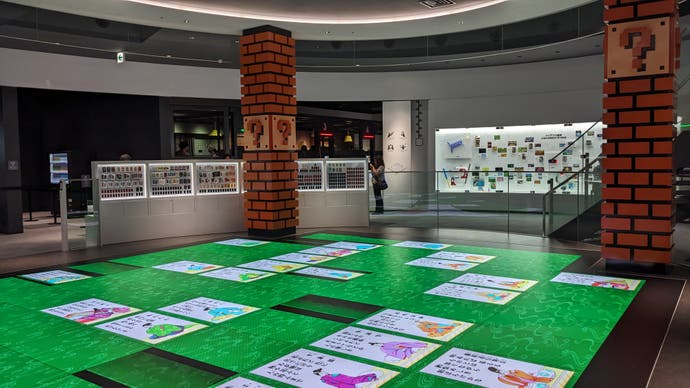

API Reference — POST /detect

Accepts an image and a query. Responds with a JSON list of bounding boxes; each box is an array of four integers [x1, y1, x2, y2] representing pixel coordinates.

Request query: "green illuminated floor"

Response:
[[0, 233, 642, 387]]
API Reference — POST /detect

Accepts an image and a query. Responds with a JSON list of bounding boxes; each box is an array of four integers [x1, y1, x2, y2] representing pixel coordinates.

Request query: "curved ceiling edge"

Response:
[[3, 0, 598, 40]]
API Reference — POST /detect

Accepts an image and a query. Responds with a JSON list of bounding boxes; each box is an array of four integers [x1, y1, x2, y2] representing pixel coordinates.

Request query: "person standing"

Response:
[[370, 157, 386, 214]]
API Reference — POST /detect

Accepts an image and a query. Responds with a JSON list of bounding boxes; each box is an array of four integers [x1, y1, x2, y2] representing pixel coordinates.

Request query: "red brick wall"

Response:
[[240, 28, 299, 236], [602, 0, 680, 263]]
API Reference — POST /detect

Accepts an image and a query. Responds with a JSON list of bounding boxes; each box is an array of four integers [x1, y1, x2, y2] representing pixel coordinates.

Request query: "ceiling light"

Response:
[[166, 54, 172, 58], [124, 0, 507, 24], [184, 19, 189, 23], [218, 59, 223, 63], [188, 36, 195, 40], [419, 0, 456, 9]]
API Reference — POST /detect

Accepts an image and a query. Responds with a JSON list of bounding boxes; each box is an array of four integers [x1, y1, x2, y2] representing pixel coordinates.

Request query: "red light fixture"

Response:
[[320, 122, 333, 137], [363, 126, 375, 139]]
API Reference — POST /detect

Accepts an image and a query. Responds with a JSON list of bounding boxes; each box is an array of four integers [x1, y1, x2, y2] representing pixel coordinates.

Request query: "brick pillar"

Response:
[[601, 0, 680, 264], [240, 26, 299, 237]]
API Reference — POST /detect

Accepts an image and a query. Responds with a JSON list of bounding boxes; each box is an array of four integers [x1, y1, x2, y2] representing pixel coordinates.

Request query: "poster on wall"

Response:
[[421, 348, 573, 387]]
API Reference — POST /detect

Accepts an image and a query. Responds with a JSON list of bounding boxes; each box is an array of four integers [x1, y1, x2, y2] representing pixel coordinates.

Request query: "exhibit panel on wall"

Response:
[[435, 122, 603, 194], [297, 160, 325, 192]]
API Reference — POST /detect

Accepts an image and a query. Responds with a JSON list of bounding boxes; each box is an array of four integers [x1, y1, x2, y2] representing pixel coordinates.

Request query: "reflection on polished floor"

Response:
[[0, 226, 687, 387]]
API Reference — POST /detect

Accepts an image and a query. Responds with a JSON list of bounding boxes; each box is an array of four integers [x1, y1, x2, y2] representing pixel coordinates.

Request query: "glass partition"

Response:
[[60, 179, 100, 251], [367, 168, 603, 239]]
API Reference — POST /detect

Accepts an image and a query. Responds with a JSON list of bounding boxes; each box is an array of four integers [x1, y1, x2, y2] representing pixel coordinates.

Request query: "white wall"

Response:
[[3, 45, 690, 173]]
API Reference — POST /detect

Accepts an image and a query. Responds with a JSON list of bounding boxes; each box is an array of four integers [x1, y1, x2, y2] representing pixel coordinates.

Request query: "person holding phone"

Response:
[[369, 157, 386, 214]]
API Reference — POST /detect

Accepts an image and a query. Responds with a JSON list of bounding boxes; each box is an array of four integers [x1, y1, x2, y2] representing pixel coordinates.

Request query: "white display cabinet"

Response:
[[92, 160, 244, 245], [297, 158, 369, 228]]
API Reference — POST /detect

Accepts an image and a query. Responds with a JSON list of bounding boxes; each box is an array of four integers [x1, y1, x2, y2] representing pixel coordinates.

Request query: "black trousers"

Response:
[[373, 186, 383, 213]]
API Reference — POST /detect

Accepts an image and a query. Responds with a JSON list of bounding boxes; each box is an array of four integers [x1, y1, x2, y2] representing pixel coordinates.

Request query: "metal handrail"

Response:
[[541, 156, 600, 236], [548, 121, 600, 163]]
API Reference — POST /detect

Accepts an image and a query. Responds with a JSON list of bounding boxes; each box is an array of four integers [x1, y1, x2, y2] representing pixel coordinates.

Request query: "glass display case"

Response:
[[97, 163, 146, 200], [434, 122, 604, 194], [196, 162, 239, 195], [149, 163, 194, 197], [297, 160, 324, 191], [326, 159, 367, 191]]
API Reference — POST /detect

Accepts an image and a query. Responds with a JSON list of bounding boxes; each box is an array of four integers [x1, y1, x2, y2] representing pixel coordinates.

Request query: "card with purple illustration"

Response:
[[251, 348, 398, 387], [96, 311, 206, 344], [310, 327, 440, 368], [42, 298, 139, 325]]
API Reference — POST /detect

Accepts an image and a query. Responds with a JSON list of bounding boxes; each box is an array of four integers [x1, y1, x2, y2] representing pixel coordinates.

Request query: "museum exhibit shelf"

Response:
[[92, 160, 244, 245], [92, 158, 369, 245], [297, 158, 369, 228]]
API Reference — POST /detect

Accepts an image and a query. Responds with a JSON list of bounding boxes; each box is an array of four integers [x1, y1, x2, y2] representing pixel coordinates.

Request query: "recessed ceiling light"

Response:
[[166, 54, 172, 58], [218, 59, 223, 63], [234, 40, 239, 43], [188, 36, 195, 40], [184, 19, 189, 23], [355, 64, 360, 67], [325, 31, 331, 35]]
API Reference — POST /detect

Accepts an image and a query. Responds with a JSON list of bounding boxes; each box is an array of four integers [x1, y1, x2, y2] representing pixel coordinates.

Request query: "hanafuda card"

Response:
[[252, 348, 398, 387], [96, 312, 206, 344], [158, 297, 258, 323], [310, 327, 440, 368], [356, 309, 472, 342], [421, 348, 573, 387], [425, 283, 521, 305], [42, 298, 139, 325]]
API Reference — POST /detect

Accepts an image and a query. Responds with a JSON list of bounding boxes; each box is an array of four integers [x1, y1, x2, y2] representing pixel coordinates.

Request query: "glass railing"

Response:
[[59, 179, 100, 251], [368, 168, 602, 239]]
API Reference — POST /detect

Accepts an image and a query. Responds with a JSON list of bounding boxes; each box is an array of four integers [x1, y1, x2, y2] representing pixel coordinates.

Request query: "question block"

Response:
[[605, 17, 675, 79], [243, 115, 296, 151]]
